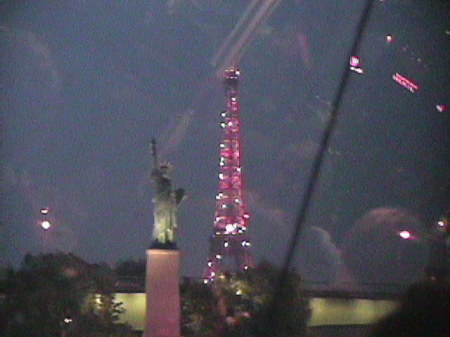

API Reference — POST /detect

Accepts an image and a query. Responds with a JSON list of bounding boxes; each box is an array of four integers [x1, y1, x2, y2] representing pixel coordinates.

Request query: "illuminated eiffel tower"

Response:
[[203, 68, 254, 283]]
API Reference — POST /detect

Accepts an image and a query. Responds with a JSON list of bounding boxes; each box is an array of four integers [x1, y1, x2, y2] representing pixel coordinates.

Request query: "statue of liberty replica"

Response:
[[144, 138, 185, 337], [150, 138, 185, 249]]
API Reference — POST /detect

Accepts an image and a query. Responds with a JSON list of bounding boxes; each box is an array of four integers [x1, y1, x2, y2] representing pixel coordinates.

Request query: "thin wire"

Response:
[[261, 0, 376, 335]]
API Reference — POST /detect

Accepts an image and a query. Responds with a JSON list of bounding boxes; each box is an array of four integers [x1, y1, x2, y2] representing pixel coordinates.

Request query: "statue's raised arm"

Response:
[[150, 139, 184, 249]]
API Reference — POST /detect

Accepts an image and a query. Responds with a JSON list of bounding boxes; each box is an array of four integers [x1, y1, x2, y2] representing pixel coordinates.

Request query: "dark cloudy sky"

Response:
[[1, 0, 449, 288]]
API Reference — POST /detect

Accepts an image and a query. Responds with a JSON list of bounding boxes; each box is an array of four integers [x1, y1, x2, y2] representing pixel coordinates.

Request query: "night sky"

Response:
[[1, 0, 449, 287]]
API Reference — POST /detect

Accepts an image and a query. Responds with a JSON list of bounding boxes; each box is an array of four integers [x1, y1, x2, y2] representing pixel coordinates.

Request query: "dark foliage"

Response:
[[181, 262, 311, 337], [2, 253, 133, 337], [370, 280, 450, 337], [114, 259, 146, 278], [181, 278, 222, 337]]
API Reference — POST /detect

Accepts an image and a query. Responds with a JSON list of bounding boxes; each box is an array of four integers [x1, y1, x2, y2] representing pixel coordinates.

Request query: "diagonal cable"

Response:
[[261, 0, 376, 335]]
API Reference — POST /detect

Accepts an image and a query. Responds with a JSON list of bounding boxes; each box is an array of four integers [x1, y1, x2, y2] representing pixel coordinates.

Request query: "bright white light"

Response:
[[207, 261, 212, 267], [349, 56, 364, 74], [203, 279, 209, 284], [386, 34, 393, 43], [40, 208, 49, 215], [350, 66, 363, 74], [216, 254, 222, 259], [225, 224, 235, 233], [241, 240, 251, 247], [41, 221, 51, 230], [437, 221, 444, 227], [243, 265, 249, 271], [219, 173, 224, 180], [224, 241, 229, 247], [211, 272, 216, 277], [94, 294, 102, 304], [399, 230, 412, 239]]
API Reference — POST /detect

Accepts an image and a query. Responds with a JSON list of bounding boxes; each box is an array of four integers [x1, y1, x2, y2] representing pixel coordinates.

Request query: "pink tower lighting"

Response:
[[204, 68, 254, 282]]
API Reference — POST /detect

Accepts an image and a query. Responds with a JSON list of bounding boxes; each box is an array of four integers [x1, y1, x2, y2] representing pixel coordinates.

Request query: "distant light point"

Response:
[[398, 230, 412, 240], [41, 221, 51, 230]]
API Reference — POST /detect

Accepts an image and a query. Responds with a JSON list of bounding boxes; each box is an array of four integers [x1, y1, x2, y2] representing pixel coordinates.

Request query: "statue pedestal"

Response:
[[144, 249, 180, 337]]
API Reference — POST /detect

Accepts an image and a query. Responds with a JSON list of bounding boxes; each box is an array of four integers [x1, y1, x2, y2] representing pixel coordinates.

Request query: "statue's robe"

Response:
[[151, 169, 184, 246]]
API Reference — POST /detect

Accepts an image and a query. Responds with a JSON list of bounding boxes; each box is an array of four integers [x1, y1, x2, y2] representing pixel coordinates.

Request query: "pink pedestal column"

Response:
[[144, 249, 180, 337]]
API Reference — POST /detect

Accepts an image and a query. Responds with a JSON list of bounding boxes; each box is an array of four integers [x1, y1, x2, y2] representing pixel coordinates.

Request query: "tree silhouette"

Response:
[[181, 262, 311, 337], [370, 281, 450, 337], [2, 253, 133, 337]]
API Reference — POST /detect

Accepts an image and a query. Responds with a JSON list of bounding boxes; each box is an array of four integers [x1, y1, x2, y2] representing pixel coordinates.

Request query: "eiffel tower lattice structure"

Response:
[[204, 68, 254, 283]]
